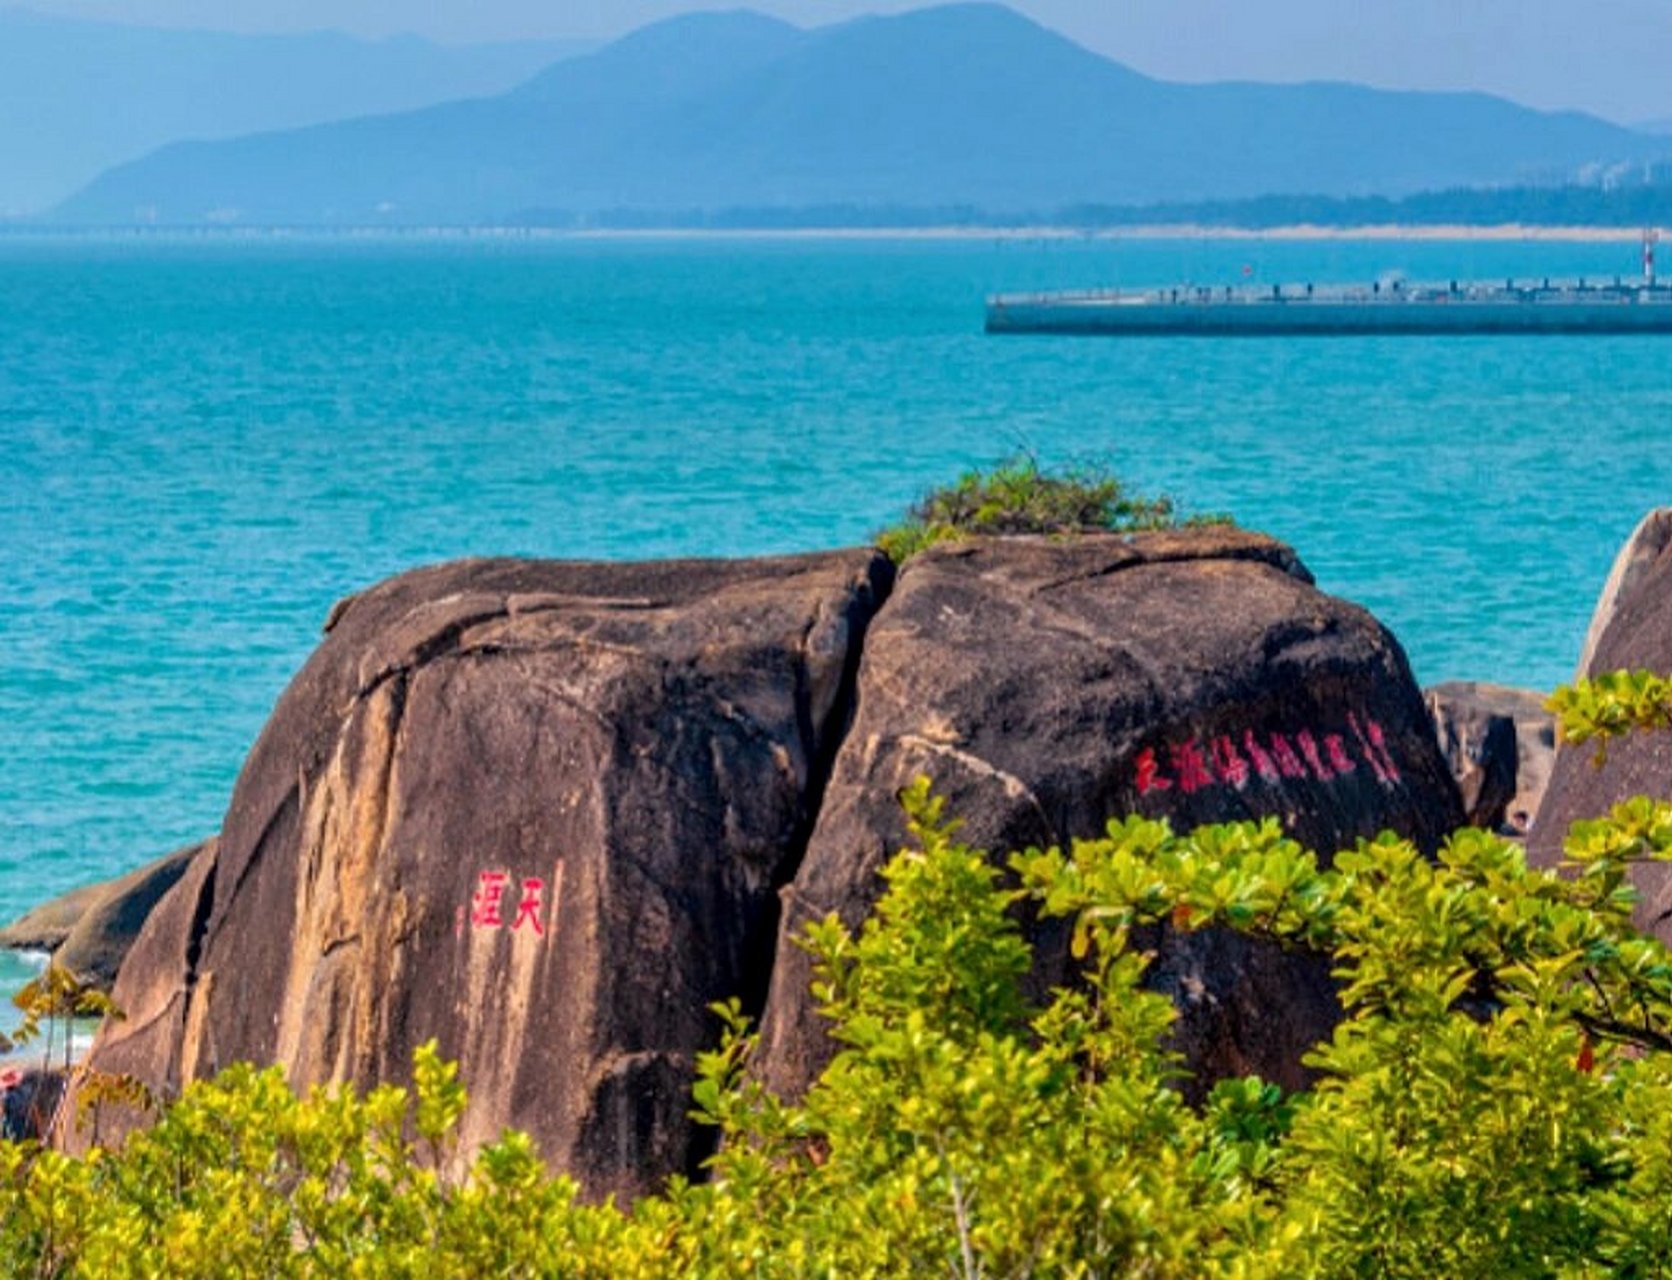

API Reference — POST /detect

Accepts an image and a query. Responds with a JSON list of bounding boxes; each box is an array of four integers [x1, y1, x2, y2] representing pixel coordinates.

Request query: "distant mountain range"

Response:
[[0, 7, 591, 216], [45, 3, 1672, 227]]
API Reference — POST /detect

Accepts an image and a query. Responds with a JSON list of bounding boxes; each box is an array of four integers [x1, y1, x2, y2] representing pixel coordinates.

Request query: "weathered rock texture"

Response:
[[74, 533, 1465, 1194], [1575, 508, 1672, 679], [1425, 682, 1556, 835], [756, 532, 1464, 1102], [74, 553, 891, 1195], [0, 841, 207, 991], [57, 841, 209, 990], [60, 838, 219, 1153], [1532, 512, 1672, 937]]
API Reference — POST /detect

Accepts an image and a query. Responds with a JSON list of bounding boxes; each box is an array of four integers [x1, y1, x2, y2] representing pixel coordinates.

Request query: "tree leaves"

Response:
[[11, 672, 1672, 1274]]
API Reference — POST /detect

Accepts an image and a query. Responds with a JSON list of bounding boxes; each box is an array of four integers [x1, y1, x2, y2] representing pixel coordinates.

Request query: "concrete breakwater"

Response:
[[986, 279, 1672, 336]]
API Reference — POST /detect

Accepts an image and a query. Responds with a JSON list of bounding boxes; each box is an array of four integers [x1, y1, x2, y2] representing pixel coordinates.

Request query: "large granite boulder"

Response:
[[73, 553, 891, 1195], [0, 841, 208, 991], [73, 532, 1466, 1194], [1531, 512, 1672, 935], [757, 531, 1464, 1101], [1425, 682, 1556, 836]]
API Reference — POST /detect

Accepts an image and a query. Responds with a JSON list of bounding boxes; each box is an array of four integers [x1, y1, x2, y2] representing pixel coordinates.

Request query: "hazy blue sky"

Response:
[[19, 0, 1672, 123]]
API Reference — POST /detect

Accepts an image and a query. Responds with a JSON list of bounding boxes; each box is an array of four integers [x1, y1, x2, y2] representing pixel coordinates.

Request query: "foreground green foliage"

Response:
[[8, 689, 1672, 1274], [874, 455, 1224, 561], [1551, 669, 1672, 752], [8, 965, 120, 1073]]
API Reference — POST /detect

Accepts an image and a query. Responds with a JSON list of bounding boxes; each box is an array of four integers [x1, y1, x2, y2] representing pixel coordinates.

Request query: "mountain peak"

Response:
[[515, 8, 806, 102], [52, 1, 1656, 226]]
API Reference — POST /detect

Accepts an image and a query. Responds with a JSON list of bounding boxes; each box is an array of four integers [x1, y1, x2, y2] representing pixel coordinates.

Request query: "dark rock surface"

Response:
[[61, 838, 220, 1154], [71, 533, 1466, 1193], [756, 531, 1464, 1102], [0, 841, 208, 991], [1425, 682, 1556, 835], [0, 1066, 68, 1142], [54, 841, 208, 991], [73, 553, 891, 1196], [0, 885, 109, 953], [1531, 513, 1672, 936]]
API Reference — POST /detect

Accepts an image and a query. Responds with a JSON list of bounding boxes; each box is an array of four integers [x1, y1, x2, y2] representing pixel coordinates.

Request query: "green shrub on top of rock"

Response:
[[874, 454, 1228, 562]]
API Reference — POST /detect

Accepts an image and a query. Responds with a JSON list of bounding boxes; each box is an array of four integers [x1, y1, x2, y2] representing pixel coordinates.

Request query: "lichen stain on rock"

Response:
[[274, 673, 404, 1079]]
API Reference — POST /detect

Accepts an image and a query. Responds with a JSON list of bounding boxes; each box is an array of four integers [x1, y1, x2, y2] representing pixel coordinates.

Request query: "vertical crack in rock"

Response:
[[171, 856, 222, 1082], [779, 560, 895, 908], [659, 561, 889, 1179], [276, 670, 409, 1084], [680, 558, 895, 1182], [180, 854, 218, 980]]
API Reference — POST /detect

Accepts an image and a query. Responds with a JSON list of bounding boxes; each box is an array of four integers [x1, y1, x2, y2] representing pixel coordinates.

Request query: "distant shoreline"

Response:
[[0, 222, 1657, 243]]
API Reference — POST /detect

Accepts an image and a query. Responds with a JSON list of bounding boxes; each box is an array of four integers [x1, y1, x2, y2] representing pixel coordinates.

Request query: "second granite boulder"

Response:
[[757, 530, 1465, 1099]]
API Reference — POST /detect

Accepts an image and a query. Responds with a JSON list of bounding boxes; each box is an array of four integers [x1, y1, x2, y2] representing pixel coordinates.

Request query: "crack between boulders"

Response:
[[776, 561, 897, 901], [727, 561, 897, 1028], [680, 558, 893, 1178], [167, 849, 221, 1085]]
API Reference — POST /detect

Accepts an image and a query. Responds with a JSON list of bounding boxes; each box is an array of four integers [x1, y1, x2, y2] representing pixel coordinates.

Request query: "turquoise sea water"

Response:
[[2, 233, 1669, 1029]]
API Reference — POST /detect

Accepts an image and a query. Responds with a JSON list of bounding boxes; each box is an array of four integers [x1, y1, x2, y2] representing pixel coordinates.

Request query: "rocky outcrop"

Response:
[[73, 553, 890, 1195], [61, 838, 220, 1152], [0, 887, 106, 953], [1575, 509, 1672, 678], [1425, 682, 1556, 835], [73, 534, 1465, 1193], [1531, 514, 1672, 937], [756, 532, 1464, 1102], [0, 841, 207, 990]]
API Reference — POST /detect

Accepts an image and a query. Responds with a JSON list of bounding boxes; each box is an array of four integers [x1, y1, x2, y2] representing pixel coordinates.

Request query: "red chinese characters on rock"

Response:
[[462, 863, 565, 939], [1134, 715, 1401, 799]]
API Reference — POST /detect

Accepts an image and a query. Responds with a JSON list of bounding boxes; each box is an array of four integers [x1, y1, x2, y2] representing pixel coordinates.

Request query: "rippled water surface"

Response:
[[2, 233, 1669, 1025]]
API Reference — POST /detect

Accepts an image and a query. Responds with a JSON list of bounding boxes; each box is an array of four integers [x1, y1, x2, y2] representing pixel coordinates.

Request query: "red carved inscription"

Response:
[[1135, 716, 1402, 800]]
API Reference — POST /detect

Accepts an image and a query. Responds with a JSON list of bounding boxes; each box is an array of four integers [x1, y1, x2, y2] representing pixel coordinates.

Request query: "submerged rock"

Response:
[[1425, 682, 1556, 835], [1532, 512, 1672, 937], [756, 531, 1464, 1103], [74, 553, 890, 1196]]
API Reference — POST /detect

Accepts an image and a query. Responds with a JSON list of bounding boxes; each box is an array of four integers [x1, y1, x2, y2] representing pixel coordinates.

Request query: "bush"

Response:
[[874, 454, 1227, 562], [4, 675, 1672, 1276]]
